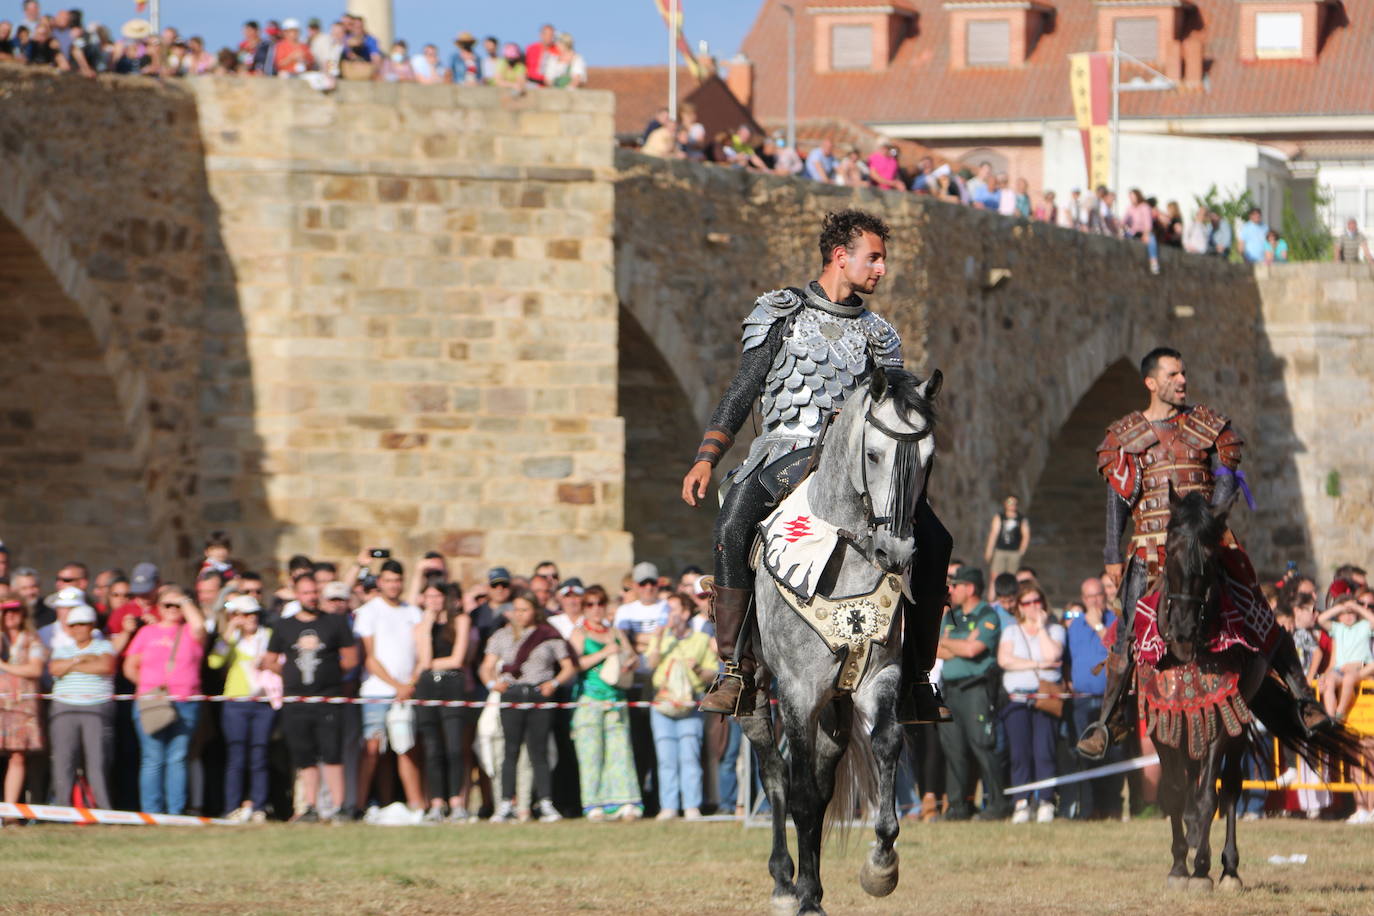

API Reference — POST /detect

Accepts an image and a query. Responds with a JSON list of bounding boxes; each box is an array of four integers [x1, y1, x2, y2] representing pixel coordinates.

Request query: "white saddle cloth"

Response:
[[758, 477, 843, 601]]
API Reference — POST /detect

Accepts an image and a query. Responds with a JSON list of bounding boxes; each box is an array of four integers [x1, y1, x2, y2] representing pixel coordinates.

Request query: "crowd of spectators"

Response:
[[637, 120, 1321, 272], [0, 520, 1368, 827], [0, 3, 587, 89]]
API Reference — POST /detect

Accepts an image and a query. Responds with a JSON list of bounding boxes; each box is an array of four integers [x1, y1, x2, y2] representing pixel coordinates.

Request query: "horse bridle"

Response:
[[1164, 572, 1218, 641], [857, 395, 932, 548]]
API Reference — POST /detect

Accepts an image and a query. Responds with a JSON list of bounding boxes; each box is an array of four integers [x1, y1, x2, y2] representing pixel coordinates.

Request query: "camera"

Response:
[[370, 548, 391, 560]]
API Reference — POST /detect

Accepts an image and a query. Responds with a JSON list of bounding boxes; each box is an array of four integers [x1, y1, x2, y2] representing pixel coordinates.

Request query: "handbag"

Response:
[[653, 657, 697, 719], [136, 625, 183, 736], [1014, 624, 1063, 718], [386, 701, 416, 754], [597, 637, 637, 690]]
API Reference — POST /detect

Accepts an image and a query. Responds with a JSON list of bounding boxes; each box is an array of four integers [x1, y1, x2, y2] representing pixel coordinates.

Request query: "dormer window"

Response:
[[808, 2, 915, 74], [1093, 1, 1187, 79], [1113, 16, 1159, 61], [1237, 0, 1327, 62], [831, 23, 874, 70], [1254, 11, 1302, 57], [967, 19, 1011, 67], [944, 1, 1052, 69]]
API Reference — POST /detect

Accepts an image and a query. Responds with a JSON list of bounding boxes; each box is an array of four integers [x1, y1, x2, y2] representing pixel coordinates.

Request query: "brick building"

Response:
[[737, 0, 1374, 234]]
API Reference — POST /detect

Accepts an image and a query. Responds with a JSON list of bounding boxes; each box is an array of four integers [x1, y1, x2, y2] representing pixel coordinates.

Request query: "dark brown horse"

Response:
[[1150, 487, 1367, 892]]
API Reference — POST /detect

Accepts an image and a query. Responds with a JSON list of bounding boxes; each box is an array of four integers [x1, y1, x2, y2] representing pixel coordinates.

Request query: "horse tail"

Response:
[[1248, 676, 1370, 776], [823, 702, 879, 849]]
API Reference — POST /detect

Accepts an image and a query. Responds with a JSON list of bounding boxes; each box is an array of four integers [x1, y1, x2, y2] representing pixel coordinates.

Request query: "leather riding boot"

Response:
[[898, 504, 955, 725], [699, 585, 756, 716], [1075, 647, 1134, 761]]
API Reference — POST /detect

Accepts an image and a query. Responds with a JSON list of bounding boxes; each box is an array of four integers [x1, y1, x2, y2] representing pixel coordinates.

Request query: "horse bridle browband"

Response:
[[857, 395, 932, 549]]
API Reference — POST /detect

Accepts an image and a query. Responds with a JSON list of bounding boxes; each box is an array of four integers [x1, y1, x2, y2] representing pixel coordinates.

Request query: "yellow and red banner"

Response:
[[653, 0, 702, 78], [1069, 52, 1111, 191]]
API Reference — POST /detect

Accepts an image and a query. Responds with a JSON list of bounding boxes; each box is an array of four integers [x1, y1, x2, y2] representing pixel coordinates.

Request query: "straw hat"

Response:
[[121, 18, 153, 40]]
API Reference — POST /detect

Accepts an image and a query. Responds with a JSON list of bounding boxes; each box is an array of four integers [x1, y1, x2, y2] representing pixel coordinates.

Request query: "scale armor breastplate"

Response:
[[760, 306, 879, 436], [1133, 434, 1214, 537]]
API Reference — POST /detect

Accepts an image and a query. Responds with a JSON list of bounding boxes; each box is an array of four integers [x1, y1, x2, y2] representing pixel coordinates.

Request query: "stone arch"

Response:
[[0, 212, 152, 574], [1021, 358, 1142, 601], [619, 305, 715, 578]]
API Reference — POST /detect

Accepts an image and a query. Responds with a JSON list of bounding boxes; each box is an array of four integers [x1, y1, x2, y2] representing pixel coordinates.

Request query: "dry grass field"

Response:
[[1, 816, 1370, 915]]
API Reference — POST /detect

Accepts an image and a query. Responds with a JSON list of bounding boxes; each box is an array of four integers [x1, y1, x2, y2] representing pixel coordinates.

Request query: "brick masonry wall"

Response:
[[1254, 263, 1374, 580], [189, 78, 632, 586]]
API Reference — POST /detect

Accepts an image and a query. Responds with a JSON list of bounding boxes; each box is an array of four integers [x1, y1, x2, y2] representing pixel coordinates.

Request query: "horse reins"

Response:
[[857, 393, 932, 555]]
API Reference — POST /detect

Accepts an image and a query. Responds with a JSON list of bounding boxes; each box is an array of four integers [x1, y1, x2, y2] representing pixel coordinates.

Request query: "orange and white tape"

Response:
[[0, 801, 235, 826]]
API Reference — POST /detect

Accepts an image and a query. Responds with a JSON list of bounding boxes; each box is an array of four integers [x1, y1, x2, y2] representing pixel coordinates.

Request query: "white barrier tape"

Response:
[[20, 693, 702, 710], [1005, 754, 1160, 796], [0, 801, 235, 826]]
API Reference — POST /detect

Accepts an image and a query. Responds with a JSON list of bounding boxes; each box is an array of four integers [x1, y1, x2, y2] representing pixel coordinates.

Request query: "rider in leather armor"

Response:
[[1076, 347, 1329, 759], [680, 209, 953, 721]]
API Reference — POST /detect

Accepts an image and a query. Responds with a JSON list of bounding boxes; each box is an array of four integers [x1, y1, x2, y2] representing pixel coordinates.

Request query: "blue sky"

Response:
[[66, 0, 761, 66]]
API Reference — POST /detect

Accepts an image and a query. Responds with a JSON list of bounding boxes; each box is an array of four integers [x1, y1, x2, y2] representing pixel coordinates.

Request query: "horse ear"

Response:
[[869, 367, 889, 401], [918, 369, 943, 402], [1167, 479, 1182, 508]]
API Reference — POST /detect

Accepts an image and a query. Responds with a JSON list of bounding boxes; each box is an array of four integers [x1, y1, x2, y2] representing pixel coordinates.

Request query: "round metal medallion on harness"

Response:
[[820, 321, 843, 341]]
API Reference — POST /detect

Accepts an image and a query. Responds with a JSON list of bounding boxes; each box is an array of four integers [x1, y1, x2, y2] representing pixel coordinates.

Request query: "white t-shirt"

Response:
[[353, 597, 422, 698], [547, 613, 578, 639], [614, 599, 668, 635], [1001, 622, 1066, 695]]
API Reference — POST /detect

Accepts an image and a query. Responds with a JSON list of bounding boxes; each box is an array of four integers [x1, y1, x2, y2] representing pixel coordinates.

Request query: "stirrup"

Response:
[[699, 667, 748, 716], [898, 681, 953, 725], [1075, 722, 1111, 761]]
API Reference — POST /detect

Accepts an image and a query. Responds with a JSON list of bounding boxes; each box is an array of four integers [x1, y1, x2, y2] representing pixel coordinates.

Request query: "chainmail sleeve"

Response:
[[1104, 487, 1130, 566], [693, 319, 787, 466]]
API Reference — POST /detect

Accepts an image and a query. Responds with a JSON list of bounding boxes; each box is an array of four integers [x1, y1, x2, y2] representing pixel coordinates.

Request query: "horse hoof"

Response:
[[1218, 875, 1243, 893], [1165, 874, 1189, 891], [859, 855, 899, 897], [1188, 877, 1214, 893], [770, 890, 799, 915]]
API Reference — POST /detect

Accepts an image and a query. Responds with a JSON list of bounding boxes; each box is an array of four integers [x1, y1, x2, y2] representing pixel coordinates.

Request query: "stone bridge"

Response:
[[1, 66, 1369, 596]]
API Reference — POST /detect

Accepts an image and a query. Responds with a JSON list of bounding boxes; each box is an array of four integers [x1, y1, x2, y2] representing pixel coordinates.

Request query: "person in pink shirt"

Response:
[[1122, 187, 1160, 275], [123, 585, 206, 814], [867, 140, 904, 191]]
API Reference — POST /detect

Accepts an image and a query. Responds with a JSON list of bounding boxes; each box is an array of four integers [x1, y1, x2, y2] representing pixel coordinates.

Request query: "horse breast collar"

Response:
[[757, 477, 903, 692]]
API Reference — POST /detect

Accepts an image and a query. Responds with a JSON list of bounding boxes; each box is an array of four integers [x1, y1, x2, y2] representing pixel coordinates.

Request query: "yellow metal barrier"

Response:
[[1240, 681, 1374, 793]]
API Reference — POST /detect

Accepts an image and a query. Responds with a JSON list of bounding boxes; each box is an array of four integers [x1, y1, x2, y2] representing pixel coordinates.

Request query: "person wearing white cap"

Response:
[[38, 586, 103, 656], [208, 595, 276, 823], [272, 18, 313, 76], [47, 603, 116, 810], [613, 561, 669, 671]]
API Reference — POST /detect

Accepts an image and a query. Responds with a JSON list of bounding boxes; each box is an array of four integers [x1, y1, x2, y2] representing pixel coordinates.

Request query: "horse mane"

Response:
[[1166, 490, 1226, 579], [880, 367, 936, 431]]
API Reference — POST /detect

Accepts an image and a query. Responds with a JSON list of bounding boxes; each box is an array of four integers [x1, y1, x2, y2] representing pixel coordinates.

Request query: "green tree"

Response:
[[1194, 184, 1256, 263], [1280, 180, 1332, 262]]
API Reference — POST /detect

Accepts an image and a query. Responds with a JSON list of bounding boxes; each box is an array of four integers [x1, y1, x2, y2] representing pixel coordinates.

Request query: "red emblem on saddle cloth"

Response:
[[782, 516, 813, 543], [1131, 545, 1278, 670]]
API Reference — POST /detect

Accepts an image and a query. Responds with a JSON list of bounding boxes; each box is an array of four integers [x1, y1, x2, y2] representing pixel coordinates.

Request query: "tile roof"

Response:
[[585, 67, 760, 141], [742, 0, 1374, 130]]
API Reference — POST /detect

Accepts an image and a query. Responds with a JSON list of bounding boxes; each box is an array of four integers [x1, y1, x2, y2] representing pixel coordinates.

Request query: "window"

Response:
[[1114, 17, 1158, 61], [966, 19, 1011, 67], [831, 24, 873, 70], [1255, 11, 1302, 59], [1331, 188, 1360, 226]]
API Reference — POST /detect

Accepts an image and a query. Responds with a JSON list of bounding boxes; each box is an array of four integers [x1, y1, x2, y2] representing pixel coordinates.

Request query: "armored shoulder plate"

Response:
[[859, 311, 903, 368], [1100, 411, 1157, 456], [1179, 404, 1230, 451], [741, 288, 805, 352]]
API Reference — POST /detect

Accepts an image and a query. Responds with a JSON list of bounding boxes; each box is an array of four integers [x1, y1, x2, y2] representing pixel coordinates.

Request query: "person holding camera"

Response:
[[479, 591, 577, 823], [353, 557, 426, 818], [123, 585, 206, 815]]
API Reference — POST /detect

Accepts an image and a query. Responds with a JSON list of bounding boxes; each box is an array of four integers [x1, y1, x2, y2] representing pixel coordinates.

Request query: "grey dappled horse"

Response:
[[742, 367, 939, 916]]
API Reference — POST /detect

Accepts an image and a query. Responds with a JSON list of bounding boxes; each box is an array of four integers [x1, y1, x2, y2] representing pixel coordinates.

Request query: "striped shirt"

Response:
[[50, 637, 115, 705]]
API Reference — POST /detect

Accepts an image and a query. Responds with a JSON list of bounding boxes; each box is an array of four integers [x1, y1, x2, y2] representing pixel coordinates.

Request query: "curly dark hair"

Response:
[[818, 209, 891, 266]]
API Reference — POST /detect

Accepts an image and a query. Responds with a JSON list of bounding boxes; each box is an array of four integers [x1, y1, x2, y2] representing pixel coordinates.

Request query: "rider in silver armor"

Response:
[[681, 210, 952, 721]]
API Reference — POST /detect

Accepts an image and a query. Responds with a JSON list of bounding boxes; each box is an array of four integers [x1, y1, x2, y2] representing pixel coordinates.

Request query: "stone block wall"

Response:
[[1254, 262, 1374, 579], [190, 78, 632, 586]]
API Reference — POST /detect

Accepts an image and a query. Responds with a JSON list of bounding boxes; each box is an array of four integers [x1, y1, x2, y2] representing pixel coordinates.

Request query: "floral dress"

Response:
[[0, 631, 46, 751]]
